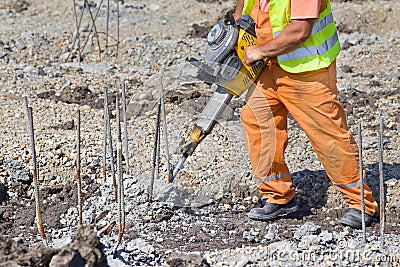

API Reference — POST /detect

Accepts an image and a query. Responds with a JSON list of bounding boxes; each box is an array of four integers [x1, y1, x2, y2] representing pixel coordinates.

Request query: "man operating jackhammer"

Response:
[[234, 0, 378, 229]]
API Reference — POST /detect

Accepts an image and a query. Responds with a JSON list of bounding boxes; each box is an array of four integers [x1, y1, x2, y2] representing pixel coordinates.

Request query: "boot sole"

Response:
[[248, 205, 299, 221]]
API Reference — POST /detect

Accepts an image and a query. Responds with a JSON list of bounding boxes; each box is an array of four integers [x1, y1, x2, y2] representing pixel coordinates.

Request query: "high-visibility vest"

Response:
[[242, 0, 255, 16], [269, 0, 340, 73], [243, 0, 340, 73]]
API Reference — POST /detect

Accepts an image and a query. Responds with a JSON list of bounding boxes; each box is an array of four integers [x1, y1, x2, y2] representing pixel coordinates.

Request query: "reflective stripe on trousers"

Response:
[[240, 60, 378, 215], [336, 180, 362, 189], [258, 173, 290, 184]]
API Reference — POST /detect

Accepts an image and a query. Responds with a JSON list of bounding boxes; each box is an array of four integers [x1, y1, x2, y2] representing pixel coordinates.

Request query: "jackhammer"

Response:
[[170, 13, 266, 182]]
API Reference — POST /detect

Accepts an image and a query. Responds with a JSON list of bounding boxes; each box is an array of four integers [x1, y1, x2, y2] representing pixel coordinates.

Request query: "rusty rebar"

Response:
[[156, 114, 161, 181], [113, 97, 125, 257], [105, 0, 110, 64], [121, 82, 129, 174], [73, 0, 81, 63], [26, 104, 47, 246], [82, 0, 102, 61], [159, 75, 172, 183], [80, 0, 103, 61], [358, 122, 366, 245], [65, 0, 85, 63], [148, 99, 161, 203], [116, 97, 122, 229], [76, 109, 83, 226], [97, 221, 116, 236], [379, 118, 385, 251], [105, 88, 117, 202], [24, 96, 29, 124], [102, 88, 108, 183], [116, 0, 119, 59]]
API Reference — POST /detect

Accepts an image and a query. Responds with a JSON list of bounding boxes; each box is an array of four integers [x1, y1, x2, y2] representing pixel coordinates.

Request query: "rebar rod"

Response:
[[73, 0, 81, 63], [65, 0, 85, 62], [358, 122, 366, 245], [102, 88, 108, 183], [83, 0, 102, 61], [76, 109, 83, 226], [105, 88, 117, 202], [26, 105, 48, 246], [97, 221, 116, 236], [121, 82, 129, 174], [73, 0, 79, 41], [159, 76, 172, 183], [156, 118, 161, 181], [113, 97, 125, 257], [105, 0, 110, 65], [379, 118, 385, 251], [76, 1, 82, 62], [148, 101, 161, 203], [116, 0, 119, 59], [24, 96, 29, 125], [80, 0, 103, 60], [155, 91, 161, 181], [116, 97, 122, 236]]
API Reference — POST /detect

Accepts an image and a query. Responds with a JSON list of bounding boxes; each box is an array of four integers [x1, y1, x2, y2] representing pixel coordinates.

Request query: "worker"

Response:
[[234, 0, 378, 229]]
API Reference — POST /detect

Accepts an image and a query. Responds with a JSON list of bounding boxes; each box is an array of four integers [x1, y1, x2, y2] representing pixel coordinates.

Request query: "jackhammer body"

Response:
[[170, 14, 266, 182]]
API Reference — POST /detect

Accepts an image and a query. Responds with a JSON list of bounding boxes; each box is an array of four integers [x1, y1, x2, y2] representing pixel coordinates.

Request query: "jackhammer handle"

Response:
[[255, 60, 264, 68], [254, 57, 270, 67]]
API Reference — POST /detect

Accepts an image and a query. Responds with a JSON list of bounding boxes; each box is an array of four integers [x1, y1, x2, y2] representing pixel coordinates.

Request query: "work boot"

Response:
[[248, 198, 299, 221], [338, 208, 374, 229]]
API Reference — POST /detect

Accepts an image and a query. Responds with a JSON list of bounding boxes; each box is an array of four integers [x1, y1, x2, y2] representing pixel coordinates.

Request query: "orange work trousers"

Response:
[[240, 60, 378, 215]]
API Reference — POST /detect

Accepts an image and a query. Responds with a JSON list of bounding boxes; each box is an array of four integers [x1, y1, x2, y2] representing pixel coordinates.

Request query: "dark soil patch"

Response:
[[0, 179, 99, 238], [0, 226, 106, 267], [57, 85, 95, 105], [187, 23, 212, 39], [37, 86, 120, 110], [10, 0, 30, 13], [50, 119, 75, 130], [166, 253, 210, 267]]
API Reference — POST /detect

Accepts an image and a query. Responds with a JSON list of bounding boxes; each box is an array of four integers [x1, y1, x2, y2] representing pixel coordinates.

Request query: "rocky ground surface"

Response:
[[0, 0, 399, 266]]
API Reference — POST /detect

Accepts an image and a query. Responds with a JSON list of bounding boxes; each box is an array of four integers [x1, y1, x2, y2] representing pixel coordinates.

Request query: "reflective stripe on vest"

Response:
[[275, 31, 338, 61], [269, 0, 340, 73], [273, 12, 334, 37]]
